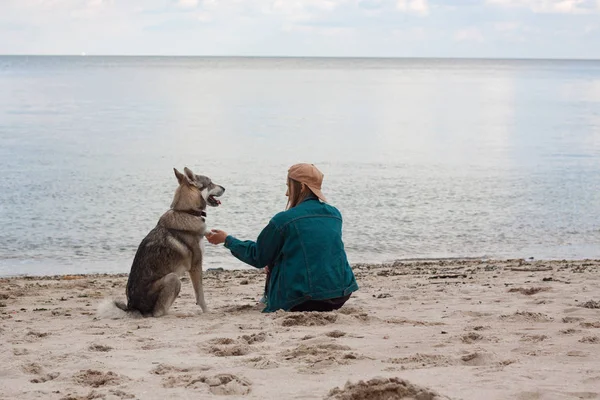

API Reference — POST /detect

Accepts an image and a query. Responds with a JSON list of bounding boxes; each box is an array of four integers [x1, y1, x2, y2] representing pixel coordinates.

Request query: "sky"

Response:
[[1, 0, 599, 58]]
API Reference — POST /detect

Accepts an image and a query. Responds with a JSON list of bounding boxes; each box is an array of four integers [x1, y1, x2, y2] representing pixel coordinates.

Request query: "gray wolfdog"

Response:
[[104, 167, 225, 317]]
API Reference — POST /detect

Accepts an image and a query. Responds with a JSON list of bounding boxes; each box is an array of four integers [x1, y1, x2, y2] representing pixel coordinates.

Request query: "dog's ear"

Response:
[[174, 168, 187, 185], [183, 167, 196, 182]]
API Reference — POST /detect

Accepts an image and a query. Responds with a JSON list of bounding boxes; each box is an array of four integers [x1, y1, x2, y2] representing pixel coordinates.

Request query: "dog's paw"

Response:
[[197, 303, 209, 313]]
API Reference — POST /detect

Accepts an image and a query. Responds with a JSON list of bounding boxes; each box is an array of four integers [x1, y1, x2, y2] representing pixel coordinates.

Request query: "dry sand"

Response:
[[1, 259, 600, 400]]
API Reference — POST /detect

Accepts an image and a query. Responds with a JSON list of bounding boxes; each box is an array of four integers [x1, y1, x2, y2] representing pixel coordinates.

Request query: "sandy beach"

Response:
[[1, 259, 600, 400]]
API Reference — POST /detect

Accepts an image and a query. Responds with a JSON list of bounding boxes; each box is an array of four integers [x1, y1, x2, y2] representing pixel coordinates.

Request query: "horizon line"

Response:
[[1, 54, 600, 62]]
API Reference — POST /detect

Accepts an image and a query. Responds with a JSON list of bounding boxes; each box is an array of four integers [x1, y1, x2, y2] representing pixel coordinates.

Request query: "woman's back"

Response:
[[264, 196, 358, 312]]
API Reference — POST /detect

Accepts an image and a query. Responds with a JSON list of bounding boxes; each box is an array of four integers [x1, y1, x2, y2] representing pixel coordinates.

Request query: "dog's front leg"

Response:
[[201, 225, 210, 237], [189, 265, 207, 313]]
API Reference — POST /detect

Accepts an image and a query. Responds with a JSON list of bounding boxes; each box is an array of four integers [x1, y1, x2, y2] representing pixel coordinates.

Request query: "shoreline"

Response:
[[2, 257, 600, 279], [2, 259, 600, 399]]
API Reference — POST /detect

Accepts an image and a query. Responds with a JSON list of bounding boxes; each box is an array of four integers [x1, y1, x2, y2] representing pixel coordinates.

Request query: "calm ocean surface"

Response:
[[1, 56, 599, 276]]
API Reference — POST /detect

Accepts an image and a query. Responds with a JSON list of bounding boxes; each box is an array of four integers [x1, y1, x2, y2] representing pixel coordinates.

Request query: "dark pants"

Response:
[[264, 267, 351, 312], [290, 295, 351, 312]]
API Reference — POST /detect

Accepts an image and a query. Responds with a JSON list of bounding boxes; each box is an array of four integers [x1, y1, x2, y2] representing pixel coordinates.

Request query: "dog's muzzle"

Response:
[[207, 186, 225, 207]]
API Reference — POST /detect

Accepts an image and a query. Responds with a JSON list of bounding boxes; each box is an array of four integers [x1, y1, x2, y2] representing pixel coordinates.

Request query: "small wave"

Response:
[[391, 255, 492, 262]]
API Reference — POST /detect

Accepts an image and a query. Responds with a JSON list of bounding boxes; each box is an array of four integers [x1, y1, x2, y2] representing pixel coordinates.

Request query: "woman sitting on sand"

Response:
[[206, 163, 358, 313]]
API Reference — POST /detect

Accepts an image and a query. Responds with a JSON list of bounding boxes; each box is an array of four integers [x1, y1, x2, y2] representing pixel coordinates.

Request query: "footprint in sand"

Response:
[[508, 287, 551, 295], [239, 332, 267, 344], [60, 389, 135, 400], [460, 351, 496, 366], [581, 322, 600, 329], [211, 345, 250, 357], [466, 325, 489, 331], [73, 369, 126, 388], [325, 330, 347, 338], [31, 372, 60, 383], [280, 313, 338, 327], [580, 300, 600, 309], [244, 356, 280, 370], [206, 337, 251, 357], [88, 344, 112, 352], [21, 362, 44, 375], [579, 336, 600, 344], [281, 342, 360, 372], [520, 334, 548, 343], [325, 377, 450, 400], [21, 362, 61, 383], [25, 330, 50, 341], [337, 307, 371, 322], [210, 338, 236, 345], [59, 391, 95, 400], [109, 389, 136, 399], [161, 371, 252, 395], [220, 304, 257, 313], [500, 312, 553, 323], [203, 374, 252, 395], [283, 343, 352, 360], [140, 342, 166, 350], [162, 374, 203, 389], [204, 333, 266, 357], [156, 366, 231, 393], [567, 350, 588, 357], [523, 349, 550, 357], [563, 317, 585, 323], [560, 328, 580, 335], [151, 363, 212, 375], [461, 332, 484, 344], [386, 353, 452, 370]]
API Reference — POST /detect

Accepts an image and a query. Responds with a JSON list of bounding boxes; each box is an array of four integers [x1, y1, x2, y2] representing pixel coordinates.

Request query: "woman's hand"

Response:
[[205, 229, 228, 245]]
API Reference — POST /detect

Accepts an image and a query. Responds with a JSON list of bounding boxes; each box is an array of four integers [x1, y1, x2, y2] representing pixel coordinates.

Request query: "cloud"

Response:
[[493, 21, 520, 31], [486, 0, 600, 14], [282, 24, 354, 36], [358, 0, 387, 10], [392, 26, 427, 38], [0, 0, 599, 57], [397, 0, 429, 15], [177, 0, 199, 9], [196, 11, 212, 22], [454, 27, 485, 42]]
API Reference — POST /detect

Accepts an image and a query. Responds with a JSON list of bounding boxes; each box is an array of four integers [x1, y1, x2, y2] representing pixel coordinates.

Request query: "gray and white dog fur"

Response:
[[99, 167, 225, 318]]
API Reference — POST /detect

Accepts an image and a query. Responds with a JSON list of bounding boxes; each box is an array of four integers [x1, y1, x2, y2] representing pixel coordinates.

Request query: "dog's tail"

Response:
[[96, 299, 142, 319]]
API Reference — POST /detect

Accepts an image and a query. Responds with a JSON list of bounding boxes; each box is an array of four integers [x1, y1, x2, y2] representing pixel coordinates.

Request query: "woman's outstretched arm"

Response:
[[206, 221, 283, 269]]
